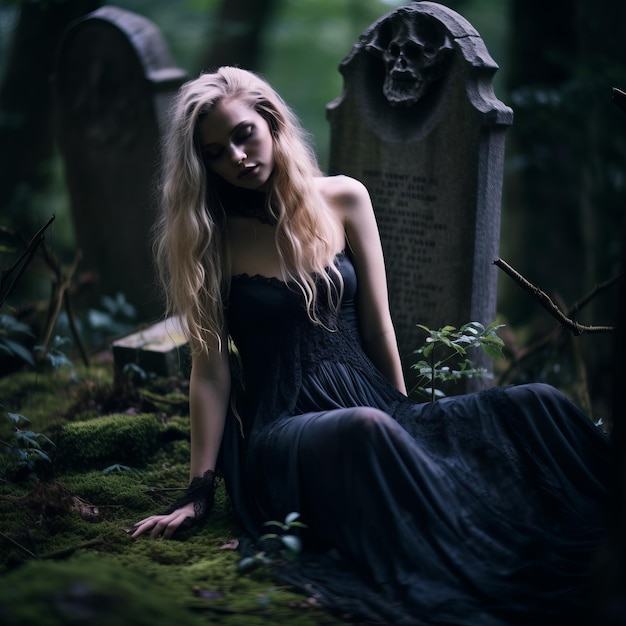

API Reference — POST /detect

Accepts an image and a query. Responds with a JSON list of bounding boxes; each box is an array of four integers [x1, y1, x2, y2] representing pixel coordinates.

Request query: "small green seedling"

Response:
[[410, 321, 505, 401], [1, 411, 55, 478], [238, 512, 307, 574]]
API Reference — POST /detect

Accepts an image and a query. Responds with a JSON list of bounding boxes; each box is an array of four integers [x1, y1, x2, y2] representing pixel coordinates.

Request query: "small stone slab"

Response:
[[112, 317, 190, 377]]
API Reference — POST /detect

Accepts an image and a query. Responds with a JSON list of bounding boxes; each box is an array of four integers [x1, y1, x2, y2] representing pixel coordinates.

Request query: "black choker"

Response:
[[230, 198, 274, 224], [217, 182, 275, 225]]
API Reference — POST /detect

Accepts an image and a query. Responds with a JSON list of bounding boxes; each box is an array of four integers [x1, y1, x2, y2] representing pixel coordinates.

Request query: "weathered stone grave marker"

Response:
[[327, 1, 513, 392], [53, 6, 187, 320], [112, 316, 190, 378]]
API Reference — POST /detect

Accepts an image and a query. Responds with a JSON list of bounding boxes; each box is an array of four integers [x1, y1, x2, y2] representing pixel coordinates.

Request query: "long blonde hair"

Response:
[[153, 67, 342, 355]]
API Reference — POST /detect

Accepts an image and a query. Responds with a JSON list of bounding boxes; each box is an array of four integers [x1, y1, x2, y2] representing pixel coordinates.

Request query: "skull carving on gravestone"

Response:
[[365, 13, 454, 107]]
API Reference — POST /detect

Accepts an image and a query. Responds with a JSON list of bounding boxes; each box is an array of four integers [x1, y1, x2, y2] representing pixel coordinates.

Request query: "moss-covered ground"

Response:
[[0, 361, 347, 625]]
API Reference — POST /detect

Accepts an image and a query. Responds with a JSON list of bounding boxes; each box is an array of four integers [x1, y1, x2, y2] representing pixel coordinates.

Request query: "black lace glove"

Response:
[[165, 469, 215, 533]]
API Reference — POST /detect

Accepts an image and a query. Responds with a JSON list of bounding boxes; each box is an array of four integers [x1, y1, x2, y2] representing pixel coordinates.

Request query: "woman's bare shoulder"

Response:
[[315, 175, 371, 214]]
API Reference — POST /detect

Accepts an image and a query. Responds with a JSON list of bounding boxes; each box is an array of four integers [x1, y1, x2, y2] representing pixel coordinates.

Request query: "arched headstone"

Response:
[[53, 6, 188, 320]]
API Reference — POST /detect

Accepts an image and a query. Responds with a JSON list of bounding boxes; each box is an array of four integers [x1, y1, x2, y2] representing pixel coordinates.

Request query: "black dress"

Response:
[[220, 250, 609, 626]]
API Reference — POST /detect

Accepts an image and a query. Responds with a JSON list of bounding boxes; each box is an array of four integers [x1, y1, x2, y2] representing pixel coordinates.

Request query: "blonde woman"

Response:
[[133, 67, 608, 626]]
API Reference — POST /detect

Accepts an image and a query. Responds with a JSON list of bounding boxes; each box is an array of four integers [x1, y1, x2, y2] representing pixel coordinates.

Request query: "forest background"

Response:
[[1, 0, 626, 453]]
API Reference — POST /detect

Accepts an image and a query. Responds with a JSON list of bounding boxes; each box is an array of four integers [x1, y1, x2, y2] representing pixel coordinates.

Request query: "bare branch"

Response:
[[1, 216, 89, 367], [0, 214, 56, 308], [39, 248, 89, 367], [566, 273, 622, 319], [493, 257, 617, 335]]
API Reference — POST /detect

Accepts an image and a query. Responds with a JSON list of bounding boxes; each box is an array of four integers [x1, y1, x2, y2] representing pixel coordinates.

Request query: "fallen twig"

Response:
[[0, 530, 37, 559], [38, 536, 107, 560]]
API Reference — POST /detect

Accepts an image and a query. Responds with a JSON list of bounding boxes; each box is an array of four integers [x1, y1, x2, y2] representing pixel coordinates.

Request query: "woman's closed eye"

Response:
[[202, 124, 255, 162], [233, 124, 254, 145], [202, 146, 224, 160]]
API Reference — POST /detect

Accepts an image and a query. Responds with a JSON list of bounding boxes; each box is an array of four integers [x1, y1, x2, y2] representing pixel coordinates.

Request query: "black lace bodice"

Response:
[[225, 251, 403, 437]]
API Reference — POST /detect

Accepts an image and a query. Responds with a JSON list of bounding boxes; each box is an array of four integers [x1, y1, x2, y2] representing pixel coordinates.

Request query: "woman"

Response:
[[132, 67, 609, 625]]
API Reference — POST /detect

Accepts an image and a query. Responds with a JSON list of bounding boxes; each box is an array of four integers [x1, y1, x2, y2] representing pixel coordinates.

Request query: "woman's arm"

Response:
[[326, 175, 407, 395], [188, 339, 231, 480], [131, 329, 231, 539]]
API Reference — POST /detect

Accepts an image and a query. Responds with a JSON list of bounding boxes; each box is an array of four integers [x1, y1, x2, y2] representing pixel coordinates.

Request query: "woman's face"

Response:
[[198, 98, 275, 191]]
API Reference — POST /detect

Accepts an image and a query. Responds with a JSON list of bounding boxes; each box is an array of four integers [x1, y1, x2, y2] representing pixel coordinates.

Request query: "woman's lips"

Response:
[[237, 164, 259, 179]]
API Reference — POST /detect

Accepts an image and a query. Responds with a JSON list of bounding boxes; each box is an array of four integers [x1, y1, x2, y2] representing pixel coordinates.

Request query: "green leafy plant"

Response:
[[121, 362, 158, 386], [237, 512, 307, 574], [410, 321, 505, 401], [0, 411, 55, 478], [86, 292, 137, 341], [52, 292, 138, 356], [35, 334, 74, 371], [0, 313, 34, 366]]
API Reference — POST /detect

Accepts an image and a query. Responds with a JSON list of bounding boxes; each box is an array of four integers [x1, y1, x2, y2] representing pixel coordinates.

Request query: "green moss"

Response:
[[0, 553, 207, 626], [60, 469, 157, 512], [0, 362, 345, 624], [0, 370, 64, 406], [162, 413, 191, 437], [0, 366, 112, 430], [159, 437, 191, 465], [55, 413, 162, 471], [138, 388, 189, 414], [112, 536, 339, 625]]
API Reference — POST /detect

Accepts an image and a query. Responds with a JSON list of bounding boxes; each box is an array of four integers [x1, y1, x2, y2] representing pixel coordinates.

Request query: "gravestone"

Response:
[[327, 1, 513, 393], [53, 5, 188, 320], [112, 316, 190, 378]]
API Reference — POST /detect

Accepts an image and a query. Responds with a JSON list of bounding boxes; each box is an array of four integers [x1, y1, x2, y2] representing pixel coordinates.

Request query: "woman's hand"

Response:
[[131, 502, 197, 540], [130, 469, 216, 540]]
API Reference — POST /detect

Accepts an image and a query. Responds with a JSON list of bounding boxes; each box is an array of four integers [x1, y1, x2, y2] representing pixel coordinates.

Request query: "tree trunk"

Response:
[[502, 0, 626, 414], [198, 0, 279, 72], [0, 0, 100, 221]]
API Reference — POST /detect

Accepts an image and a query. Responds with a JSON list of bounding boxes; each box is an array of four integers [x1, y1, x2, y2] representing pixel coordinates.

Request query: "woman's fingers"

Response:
[[129, 515, 164, 538], [130, 503, 195, 539]]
